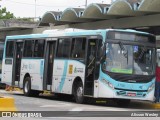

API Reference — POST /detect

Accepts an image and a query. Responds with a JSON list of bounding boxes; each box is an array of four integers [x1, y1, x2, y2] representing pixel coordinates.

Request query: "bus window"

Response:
[[71, 38, 86, 59], [23, 40, 34, 57], [34, 40, 45, 58], [56, 38, 71, 58], [6, 41, 14, 58]]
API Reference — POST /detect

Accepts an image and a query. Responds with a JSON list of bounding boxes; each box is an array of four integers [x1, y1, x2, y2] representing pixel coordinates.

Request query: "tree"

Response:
[[0, 7, 15, 19]]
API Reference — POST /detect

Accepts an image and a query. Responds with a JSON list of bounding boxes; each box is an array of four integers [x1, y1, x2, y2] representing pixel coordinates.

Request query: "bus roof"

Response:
[[6, 29, 152, 40]]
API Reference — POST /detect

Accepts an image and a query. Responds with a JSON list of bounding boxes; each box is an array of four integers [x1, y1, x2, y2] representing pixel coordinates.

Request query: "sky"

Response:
[[0, 0, 112, 18]]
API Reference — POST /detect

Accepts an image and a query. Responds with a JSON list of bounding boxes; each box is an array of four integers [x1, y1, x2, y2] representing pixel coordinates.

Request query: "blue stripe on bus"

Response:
[[40, 60, 44, 77], [58, 60, 68, 92], [6, 34, 49, 40]]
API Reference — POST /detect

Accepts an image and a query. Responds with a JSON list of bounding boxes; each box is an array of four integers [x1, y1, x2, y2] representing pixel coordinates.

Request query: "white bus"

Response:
[[2, 29, 156, 106]]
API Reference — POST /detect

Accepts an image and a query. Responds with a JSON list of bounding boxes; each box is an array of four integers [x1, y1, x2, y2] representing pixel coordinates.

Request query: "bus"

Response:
[[2, 29, 156, 105]]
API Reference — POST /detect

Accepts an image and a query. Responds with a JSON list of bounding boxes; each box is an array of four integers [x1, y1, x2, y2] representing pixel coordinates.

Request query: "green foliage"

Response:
[[16, 17, 35, 22], [0, 7, 15, 19]]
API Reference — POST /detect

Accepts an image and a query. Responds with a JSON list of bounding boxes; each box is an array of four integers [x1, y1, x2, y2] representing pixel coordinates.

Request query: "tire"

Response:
[[23, 77, 40, 97], [74, 82, 84, 104], [116, 99, 131, 107]]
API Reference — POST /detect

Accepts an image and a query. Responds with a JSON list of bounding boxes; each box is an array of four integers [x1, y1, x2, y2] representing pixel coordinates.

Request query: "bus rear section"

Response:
[[1, 35, 48, 94]]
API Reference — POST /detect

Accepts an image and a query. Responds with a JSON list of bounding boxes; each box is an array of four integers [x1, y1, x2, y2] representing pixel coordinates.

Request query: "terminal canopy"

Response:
[[60, 8, 85, 22], [38, 0, 160, 35], [39, 11, 62, 26]]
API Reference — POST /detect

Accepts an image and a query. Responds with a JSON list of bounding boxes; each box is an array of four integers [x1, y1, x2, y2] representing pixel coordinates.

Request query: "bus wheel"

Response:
[[23, 77, 32, 96], [74, 82, 84, 104], [116, 99, 131, 107]]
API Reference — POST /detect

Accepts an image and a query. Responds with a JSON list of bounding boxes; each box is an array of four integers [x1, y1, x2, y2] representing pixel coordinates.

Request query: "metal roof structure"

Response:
[[38, 0, 160, 35], [39, 0, 160, 24]]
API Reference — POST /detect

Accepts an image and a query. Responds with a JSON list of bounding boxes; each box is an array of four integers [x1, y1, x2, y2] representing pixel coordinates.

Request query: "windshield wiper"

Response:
[[119, 41, 128, 64], [138, 46, 146, 60], [119, 42, 128, 57]]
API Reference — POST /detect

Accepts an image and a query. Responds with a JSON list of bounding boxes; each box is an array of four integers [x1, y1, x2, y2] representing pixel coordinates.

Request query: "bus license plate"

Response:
[[127, 92, 136, 97]]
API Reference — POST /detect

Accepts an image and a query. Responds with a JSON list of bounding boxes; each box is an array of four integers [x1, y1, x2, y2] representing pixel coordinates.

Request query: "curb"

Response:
[[43, 90, 51, 95], [140, 102, 160, 109], [5, 85, 23, 93], [152, 103, 160, 109], [40, 90, 53, 96], [0, 96, 17, 111]]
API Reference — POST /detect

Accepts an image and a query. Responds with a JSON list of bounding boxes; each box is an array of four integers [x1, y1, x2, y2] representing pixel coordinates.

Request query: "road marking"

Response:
[[40, 103, 71, 108], [69, 107, 83, 111]]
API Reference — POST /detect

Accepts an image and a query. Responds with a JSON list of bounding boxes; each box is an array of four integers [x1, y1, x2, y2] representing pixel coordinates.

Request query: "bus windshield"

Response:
[[105, 43, 155, 75]]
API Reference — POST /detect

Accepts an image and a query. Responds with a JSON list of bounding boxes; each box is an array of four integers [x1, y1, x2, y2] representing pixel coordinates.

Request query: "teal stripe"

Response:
[[6, 34, 48, 40], [40, 60, 44, 77], [58, 60, 68, 92]]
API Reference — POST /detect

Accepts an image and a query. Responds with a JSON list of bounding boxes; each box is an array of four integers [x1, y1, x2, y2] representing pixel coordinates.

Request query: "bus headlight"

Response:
[[148, 83, 155, 92], [102, 79, 114, 90]]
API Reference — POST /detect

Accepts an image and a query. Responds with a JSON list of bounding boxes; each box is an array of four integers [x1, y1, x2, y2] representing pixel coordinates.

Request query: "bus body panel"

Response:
[[2, 59, 13, 86], [93, 80, 99, 98], [52, 60, 85, 94], [19, 59, 44, 91], [98, 80, 155, 101], [98, 80, 154, 101], [98, 68, 155, 101]]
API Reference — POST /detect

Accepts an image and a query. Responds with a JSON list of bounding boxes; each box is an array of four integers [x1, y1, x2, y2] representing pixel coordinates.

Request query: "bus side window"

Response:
[[34, 40, 45, 58], [56, 38, 71, 58], [23, 40, 34, 57], [6, 41, 14, 58], [71, 38, 86, 59]]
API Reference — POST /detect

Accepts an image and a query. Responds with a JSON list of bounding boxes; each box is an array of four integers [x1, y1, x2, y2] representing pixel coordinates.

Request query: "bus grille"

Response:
[[106, 71, 154, 83]]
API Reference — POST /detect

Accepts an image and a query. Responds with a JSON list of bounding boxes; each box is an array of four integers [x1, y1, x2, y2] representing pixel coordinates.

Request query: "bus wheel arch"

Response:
[[23, 73, 40, 97], [72, 77, 84, 104]]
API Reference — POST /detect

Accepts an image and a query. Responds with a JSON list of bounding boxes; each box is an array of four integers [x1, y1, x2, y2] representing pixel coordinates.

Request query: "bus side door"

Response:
[[84, 36, 102, 96], [43, 40, 57, 91], [2, 41, 14, 86], [12, 41, 24, 86]]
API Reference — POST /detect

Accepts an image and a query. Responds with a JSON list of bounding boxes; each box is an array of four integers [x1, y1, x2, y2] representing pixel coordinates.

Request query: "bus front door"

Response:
[[43, 41, 56, 90], [13, 41, 23, 86], [84, 39, 97, 96]]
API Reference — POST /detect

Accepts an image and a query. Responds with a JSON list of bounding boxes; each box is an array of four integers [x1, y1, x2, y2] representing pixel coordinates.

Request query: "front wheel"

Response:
[[74, 82, 84, 104]]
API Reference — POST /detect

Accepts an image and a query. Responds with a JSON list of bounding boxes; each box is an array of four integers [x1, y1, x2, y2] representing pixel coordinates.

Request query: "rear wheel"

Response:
[[74, 82, 84, 104], [23, 77, 32, 96], [23, 77, 40, 97]]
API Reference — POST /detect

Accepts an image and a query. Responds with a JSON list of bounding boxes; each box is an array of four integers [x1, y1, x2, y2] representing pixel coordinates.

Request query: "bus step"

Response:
[[84, 87, 93, 96]]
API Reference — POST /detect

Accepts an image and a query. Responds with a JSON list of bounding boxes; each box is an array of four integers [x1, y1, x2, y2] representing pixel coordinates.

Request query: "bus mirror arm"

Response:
[[96, 61, 100, 65], [99, 42, 106, 63]]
